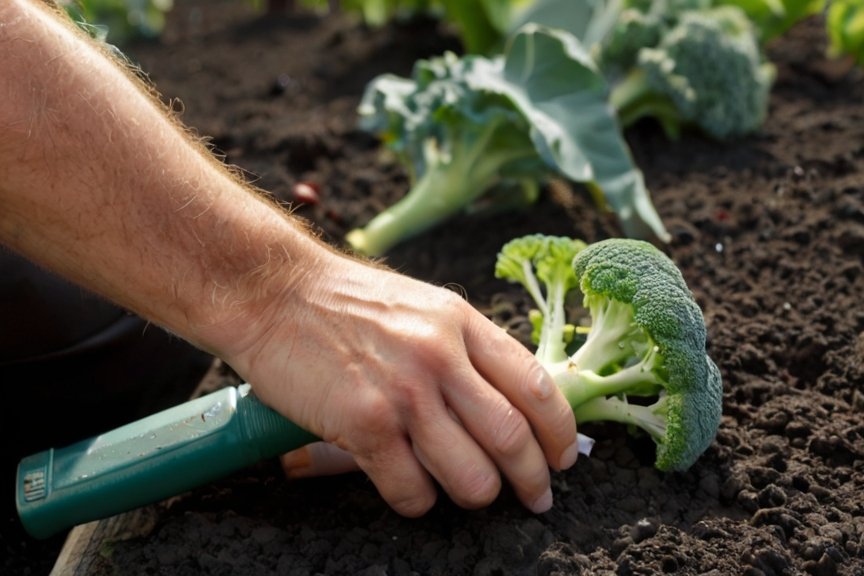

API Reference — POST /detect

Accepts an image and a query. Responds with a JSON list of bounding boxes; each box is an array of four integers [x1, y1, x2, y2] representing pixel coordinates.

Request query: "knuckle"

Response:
[[453, 466, 501, 509], [389, 375, 437, 417], [437, 286, 470, 311], [422, 325, 464, 360], [489, 401, 532, 457], [390, 491, 437, 518], [354, 392, 398, 436]]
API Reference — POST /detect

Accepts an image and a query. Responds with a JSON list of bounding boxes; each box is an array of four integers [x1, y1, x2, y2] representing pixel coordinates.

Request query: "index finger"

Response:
[[463, 314, 580, 473]]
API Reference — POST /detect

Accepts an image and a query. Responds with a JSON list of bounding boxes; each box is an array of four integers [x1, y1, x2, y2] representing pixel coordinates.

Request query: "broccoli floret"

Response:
[[495, 235, 587, 364], [598, 0, 713, 77], [609, 6, 775, 140], [598, 7, 665, 75], [496, 235, 722, 471]]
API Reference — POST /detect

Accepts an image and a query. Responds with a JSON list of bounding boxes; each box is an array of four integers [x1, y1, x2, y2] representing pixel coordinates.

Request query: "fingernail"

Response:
[[559, 440, 580, 471], [528, 370, 554, 400], [530, 487, 553, 514], [280, 447, 312, 479]]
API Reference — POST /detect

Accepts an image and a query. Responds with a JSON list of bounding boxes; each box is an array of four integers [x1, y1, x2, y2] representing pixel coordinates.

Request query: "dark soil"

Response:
[[5, 1, 864, 574]]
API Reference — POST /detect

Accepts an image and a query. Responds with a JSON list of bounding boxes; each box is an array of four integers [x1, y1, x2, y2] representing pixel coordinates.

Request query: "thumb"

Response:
[[280, 441, 360, 479]]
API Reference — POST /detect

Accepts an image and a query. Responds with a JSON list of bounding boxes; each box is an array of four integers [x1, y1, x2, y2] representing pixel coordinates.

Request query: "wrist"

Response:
[[185, 216, 338, 365]]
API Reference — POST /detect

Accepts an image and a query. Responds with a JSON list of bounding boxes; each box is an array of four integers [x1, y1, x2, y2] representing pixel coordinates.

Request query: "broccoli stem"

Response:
[[552, 354, 661, 408], [543, 297, 663, 410], [344, 162, 473, 257], [535, 278, 570, 365], [569, 298, 640, 374], [345, 120, 536, 257], [519, 261, 549, 318], [609, 69, 682, 139], [571, 394, 667, 441]]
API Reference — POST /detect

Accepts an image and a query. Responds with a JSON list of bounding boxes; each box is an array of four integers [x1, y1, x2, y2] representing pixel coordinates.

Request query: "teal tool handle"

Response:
[[16, 384, 317, 539]]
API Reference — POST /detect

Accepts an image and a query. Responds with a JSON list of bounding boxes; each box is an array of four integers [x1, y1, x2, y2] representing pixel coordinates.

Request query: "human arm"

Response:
[[0, 0, 579, 515]]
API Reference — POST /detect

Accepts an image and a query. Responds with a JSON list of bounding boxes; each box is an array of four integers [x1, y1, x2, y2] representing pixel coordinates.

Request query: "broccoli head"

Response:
[[496, 235, 723, 472], [598, 0, 711, 76], [609, 5, 775, 140]]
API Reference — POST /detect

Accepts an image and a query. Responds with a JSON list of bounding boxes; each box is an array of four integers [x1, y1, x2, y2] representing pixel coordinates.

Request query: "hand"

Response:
[[219, 251, 580, 516]]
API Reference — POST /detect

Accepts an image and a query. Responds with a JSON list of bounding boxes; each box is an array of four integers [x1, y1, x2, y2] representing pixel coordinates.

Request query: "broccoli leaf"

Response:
[[469, 24, 670, 241], [505, 0, 623, 49]]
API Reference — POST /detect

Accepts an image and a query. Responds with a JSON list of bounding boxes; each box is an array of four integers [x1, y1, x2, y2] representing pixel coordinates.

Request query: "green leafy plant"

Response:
[[701, 1, 863, 66], [60, 0, 173, 44], [495, 234, 723, 471], [274, 0, 502, 51], [288, 0, 620, 55], [450, 0, 622, 55], [716, 0, 822, 42], [826, 0, 864, 65], [348, 24, 669, 257], [336, 0, 437, 25]]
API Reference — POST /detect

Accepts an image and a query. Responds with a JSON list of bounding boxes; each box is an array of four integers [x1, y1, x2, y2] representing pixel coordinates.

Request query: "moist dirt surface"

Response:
[[4, 1, 864, 575]]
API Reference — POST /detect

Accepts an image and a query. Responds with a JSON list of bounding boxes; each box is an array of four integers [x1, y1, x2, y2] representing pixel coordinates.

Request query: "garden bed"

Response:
[[6, 1, 864, 574]]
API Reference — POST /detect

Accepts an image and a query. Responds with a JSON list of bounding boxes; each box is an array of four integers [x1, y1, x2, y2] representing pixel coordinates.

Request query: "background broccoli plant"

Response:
[[495, 234, 723, 472], [348, 24, 670, 257], [601, 3, 775, 140]]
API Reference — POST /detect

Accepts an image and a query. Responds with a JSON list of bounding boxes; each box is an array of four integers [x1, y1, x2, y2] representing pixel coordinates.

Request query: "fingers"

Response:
[[280, 442, 360, 479], [354, 307, 576, 516], [332, 388, 441, 518], [407, 398, 502, 510], [442, 379, 553, 513], [354, 386, 502, 514], [465, 314, 579, 472], [438, 313, 578, 513], [352, 434, 439, 518]]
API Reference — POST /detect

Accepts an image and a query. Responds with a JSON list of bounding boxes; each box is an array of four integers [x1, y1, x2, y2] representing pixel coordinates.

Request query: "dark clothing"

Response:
[[0, 250, 212, 460]]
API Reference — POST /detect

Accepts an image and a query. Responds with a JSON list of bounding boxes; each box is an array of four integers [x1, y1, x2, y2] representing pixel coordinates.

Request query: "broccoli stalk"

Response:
[[345, 113, 539, 257], [495, 235, 723, 471], [608, 69, 684, 140]]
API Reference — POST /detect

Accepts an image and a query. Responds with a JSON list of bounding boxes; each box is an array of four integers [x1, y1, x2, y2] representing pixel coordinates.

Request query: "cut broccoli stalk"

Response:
[[495, 235, 723, 472], [345, 116, 538, 257]]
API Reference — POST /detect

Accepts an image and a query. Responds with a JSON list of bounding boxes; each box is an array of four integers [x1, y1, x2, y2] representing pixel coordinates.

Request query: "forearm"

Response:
[[0, 0, 329, 356]]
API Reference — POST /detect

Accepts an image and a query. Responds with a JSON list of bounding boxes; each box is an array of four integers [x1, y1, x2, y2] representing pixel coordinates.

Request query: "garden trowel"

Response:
[[16, 384, 316, 539]]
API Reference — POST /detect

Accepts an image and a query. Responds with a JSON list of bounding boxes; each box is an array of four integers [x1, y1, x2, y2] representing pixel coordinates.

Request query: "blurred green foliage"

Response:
[[826, 0, 864, 64], [60, 0, 173, 44]]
